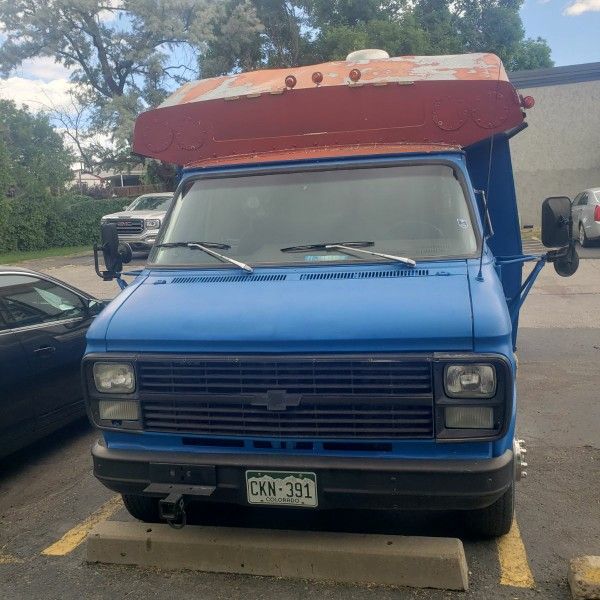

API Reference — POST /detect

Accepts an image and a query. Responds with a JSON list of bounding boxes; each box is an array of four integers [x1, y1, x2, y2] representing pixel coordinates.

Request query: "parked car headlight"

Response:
[[93, 362, 135, 394], [145, 219, 161, 229], [444, 364, 496, 398]]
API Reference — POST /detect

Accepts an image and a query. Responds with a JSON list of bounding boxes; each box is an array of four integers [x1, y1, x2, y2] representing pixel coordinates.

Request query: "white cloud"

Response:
[[98, 0, 124, 22], [0, 76, 77, 111], [563, 0, 600, 14], [17, 57, 74, 82]]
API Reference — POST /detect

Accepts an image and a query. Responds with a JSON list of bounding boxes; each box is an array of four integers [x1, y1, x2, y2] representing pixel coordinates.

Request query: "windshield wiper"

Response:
[[155, 241, 231, 250], [155, 241, 253, 273], [281, 241, 416, 267]]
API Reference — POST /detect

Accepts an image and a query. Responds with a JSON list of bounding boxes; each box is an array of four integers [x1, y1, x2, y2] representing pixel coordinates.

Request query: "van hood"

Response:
[[100, 265, 474, 353]]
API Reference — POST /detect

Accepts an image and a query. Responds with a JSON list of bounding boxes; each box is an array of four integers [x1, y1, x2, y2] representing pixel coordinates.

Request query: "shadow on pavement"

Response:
[[0, 418, 93, 483]]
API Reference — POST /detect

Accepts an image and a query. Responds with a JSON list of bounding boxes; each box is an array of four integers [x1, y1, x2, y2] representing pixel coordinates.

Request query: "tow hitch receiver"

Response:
[[144, 482, 217, 529], [160, 491, 187, 528]]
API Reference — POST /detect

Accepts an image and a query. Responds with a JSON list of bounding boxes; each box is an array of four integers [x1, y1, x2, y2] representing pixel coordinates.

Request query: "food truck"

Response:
[[85, 51, 578, 536]]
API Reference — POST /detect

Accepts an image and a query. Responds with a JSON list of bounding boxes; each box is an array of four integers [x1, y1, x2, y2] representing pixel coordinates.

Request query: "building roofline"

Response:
[[509, 61, 600, 88]]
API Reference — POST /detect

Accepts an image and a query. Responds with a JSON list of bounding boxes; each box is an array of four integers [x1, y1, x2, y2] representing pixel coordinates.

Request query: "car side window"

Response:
[[0, 274, 86, 328], [578, 193, 588, 206]]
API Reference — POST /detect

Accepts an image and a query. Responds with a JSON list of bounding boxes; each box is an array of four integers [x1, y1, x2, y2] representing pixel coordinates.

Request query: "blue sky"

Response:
[[522, 0, 600, 66]]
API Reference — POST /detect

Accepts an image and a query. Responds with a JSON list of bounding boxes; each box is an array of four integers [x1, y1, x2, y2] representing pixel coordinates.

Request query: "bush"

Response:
[[0, 194, 125, 253]]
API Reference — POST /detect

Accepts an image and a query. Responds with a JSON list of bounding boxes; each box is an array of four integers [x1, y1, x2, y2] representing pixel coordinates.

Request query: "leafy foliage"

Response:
[[0, 100, 73, 196], [0, 195, 124, 253]]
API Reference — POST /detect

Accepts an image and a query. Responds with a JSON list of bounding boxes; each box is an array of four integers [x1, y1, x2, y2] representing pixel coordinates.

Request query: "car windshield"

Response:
[[128, 195, 172, 211], [150, 164, 478, 267]]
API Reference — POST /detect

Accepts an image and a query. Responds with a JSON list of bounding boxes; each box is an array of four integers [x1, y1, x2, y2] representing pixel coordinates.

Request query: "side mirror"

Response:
[[87, 298, 108, 316], [541, 196, 571, 248], [118, 242, 133, 265], [93, 223, 130, 281], [101, 223, 123, 275], [541, 197, 579, 277], [554, 244, 579, 277]]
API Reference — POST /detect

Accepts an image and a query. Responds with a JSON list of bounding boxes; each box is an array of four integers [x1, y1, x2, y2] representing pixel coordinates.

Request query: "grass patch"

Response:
[[0, 245, 92, 265]]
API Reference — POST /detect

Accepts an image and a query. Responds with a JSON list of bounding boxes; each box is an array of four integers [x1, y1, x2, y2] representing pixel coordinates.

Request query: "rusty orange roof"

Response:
[[160, 53, 509, 106], [133, 53, 528, 167]]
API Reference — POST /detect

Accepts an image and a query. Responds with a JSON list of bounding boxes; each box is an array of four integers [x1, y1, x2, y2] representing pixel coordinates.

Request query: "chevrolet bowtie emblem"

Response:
[[250, 390, 302, 411]]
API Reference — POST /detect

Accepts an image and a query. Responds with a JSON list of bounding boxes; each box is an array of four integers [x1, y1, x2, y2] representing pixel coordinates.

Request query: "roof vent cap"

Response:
[[346, 49, 390, 61]]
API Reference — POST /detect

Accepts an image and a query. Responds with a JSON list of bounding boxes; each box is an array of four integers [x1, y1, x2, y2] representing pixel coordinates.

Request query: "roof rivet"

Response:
[[285, 75, 297, 89], [349, 68, 362, 82]]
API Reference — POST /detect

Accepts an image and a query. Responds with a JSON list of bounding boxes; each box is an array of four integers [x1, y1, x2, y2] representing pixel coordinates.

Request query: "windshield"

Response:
[[128, 195, 172, 211], [151, 164, 478, 267]]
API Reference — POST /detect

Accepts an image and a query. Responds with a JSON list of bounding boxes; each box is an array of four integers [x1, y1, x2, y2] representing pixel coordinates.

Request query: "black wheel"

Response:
[[121, 494, 161, 522], [579, 224, 590, 248], [464, 484, 514, 538]]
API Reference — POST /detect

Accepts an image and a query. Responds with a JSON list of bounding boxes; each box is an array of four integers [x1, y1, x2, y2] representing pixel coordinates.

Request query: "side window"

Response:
[[0, 274, 86, 328], [579, 193, 589, 206]]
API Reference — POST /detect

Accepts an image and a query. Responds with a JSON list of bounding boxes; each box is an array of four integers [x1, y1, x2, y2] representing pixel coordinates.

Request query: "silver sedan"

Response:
[[572, 188, 600, 247]]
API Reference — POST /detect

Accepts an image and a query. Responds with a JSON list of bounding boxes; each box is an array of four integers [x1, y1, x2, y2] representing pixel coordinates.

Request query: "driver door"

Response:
[[1, 274, 92, 435]]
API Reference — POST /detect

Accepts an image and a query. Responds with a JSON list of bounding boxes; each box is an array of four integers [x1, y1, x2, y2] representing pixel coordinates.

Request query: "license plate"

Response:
[[245, 470, 318, 507]]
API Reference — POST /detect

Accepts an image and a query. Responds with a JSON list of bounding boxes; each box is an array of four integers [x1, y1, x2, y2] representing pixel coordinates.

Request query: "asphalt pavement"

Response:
[[0, 247, 598, 599]]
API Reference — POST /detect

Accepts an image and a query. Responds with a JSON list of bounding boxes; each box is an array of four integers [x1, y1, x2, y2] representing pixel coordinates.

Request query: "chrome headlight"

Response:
[[93, 362, 136, 394], [444, 364, 496, 398], [145, 218, 161, 229]]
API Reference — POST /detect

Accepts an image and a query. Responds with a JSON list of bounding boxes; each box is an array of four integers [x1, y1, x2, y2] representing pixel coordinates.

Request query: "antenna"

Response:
[[475, 186, 494, 281]]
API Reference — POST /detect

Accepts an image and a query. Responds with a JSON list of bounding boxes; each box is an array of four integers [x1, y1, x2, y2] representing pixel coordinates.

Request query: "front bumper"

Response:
[[92, 441, 514, 511], [118, 230, 159, 251]]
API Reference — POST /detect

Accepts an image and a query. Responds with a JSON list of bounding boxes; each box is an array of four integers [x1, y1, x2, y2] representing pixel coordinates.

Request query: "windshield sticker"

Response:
[[457, 218, 469, 229], [304, 254, 349, 262]]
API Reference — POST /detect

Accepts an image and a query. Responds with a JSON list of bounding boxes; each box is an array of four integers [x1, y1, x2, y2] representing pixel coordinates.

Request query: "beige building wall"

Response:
[[510, 79, 600, 225]]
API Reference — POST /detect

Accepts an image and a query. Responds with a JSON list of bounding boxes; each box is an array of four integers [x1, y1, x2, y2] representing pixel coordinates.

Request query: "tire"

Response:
[[121, 494, 162, 523], [464, 484, 514, 538], [579, 224, 590, 248]]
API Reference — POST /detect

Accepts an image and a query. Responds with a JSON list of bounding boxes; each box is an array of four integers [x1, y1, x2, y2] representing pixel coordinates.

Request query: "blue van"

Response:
[[84, 52, 578, 537]]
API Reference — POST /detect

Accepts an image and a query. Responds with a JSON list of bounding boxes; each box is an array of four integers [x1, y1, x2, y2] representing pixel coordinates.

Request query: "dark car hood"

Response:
[[95, 264, 474, 353]]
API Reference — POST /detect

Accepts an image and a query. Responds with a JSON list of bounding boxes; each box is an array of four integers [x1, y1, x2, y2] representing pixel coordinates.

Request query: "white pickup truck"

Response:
[[101, 192, 173, 255]]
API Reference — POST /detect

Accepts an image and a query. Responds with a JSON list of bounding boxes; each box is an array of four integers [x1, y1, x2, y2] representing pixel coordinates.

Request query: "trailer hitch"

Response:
[[159, 491, 187, 529], [144, 481, 216, 529]]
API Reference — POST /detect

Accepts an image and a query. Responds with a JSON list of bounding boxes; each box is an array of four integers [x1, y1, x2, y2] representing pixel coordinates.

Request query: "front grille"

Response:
[[138, 356, 434, 439], [111, 218, 144, 234]]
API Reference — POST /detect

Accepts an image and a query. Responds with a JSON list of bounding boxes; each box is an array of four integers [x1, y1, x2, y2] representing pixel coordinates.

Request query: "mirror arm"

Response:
[[508, 256, 547, 323]]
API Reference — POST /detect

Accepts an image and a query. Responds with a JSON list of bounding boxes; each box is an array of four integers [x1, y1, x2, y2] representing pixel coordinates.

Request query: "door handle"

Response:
[[34, 346, 56, 357]]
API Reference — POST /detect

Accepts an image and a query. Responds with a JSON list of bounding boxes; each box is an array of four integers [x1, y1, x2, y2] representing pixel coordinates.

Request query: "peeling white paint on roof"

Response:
[[158, 53, 506, 108]]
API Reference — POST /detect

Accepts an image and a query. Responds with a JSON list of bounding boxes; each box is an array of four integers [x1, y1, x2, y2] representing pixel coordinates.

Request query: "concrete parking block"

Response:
[[569, 556, 600, 600], [87, 521, 469, 591]]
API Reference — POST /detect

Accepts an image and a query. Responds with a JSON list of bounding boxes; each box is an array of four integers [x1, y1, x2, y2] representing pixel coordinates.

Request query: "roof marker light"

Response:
[[285, 75, 297, 89], [349, 68, 362, 82], [521, 95, 535, 109], [312, 71, 323, 85]]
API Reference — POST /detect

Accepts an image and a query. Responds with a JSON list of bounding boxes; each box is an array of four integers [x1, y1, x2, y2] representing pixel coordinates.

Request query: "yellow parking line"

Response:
[[497, 518, 535, 588], [0, 552, 23, 564], [41, 495, 122, 557]]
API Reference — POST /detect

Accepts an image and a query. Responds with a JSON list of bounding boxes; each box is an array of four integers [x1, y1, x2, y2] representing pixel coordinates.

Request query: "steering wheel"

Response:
[[385, 220, 444, 239]]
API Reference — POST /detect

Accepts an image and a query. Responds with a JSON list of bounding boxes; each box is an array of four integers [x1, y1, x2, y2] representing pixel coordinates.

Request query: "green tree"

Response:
[[0, 100, 73, 197], [0, 0, 239, 169], [302, 0, 552, 69]]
